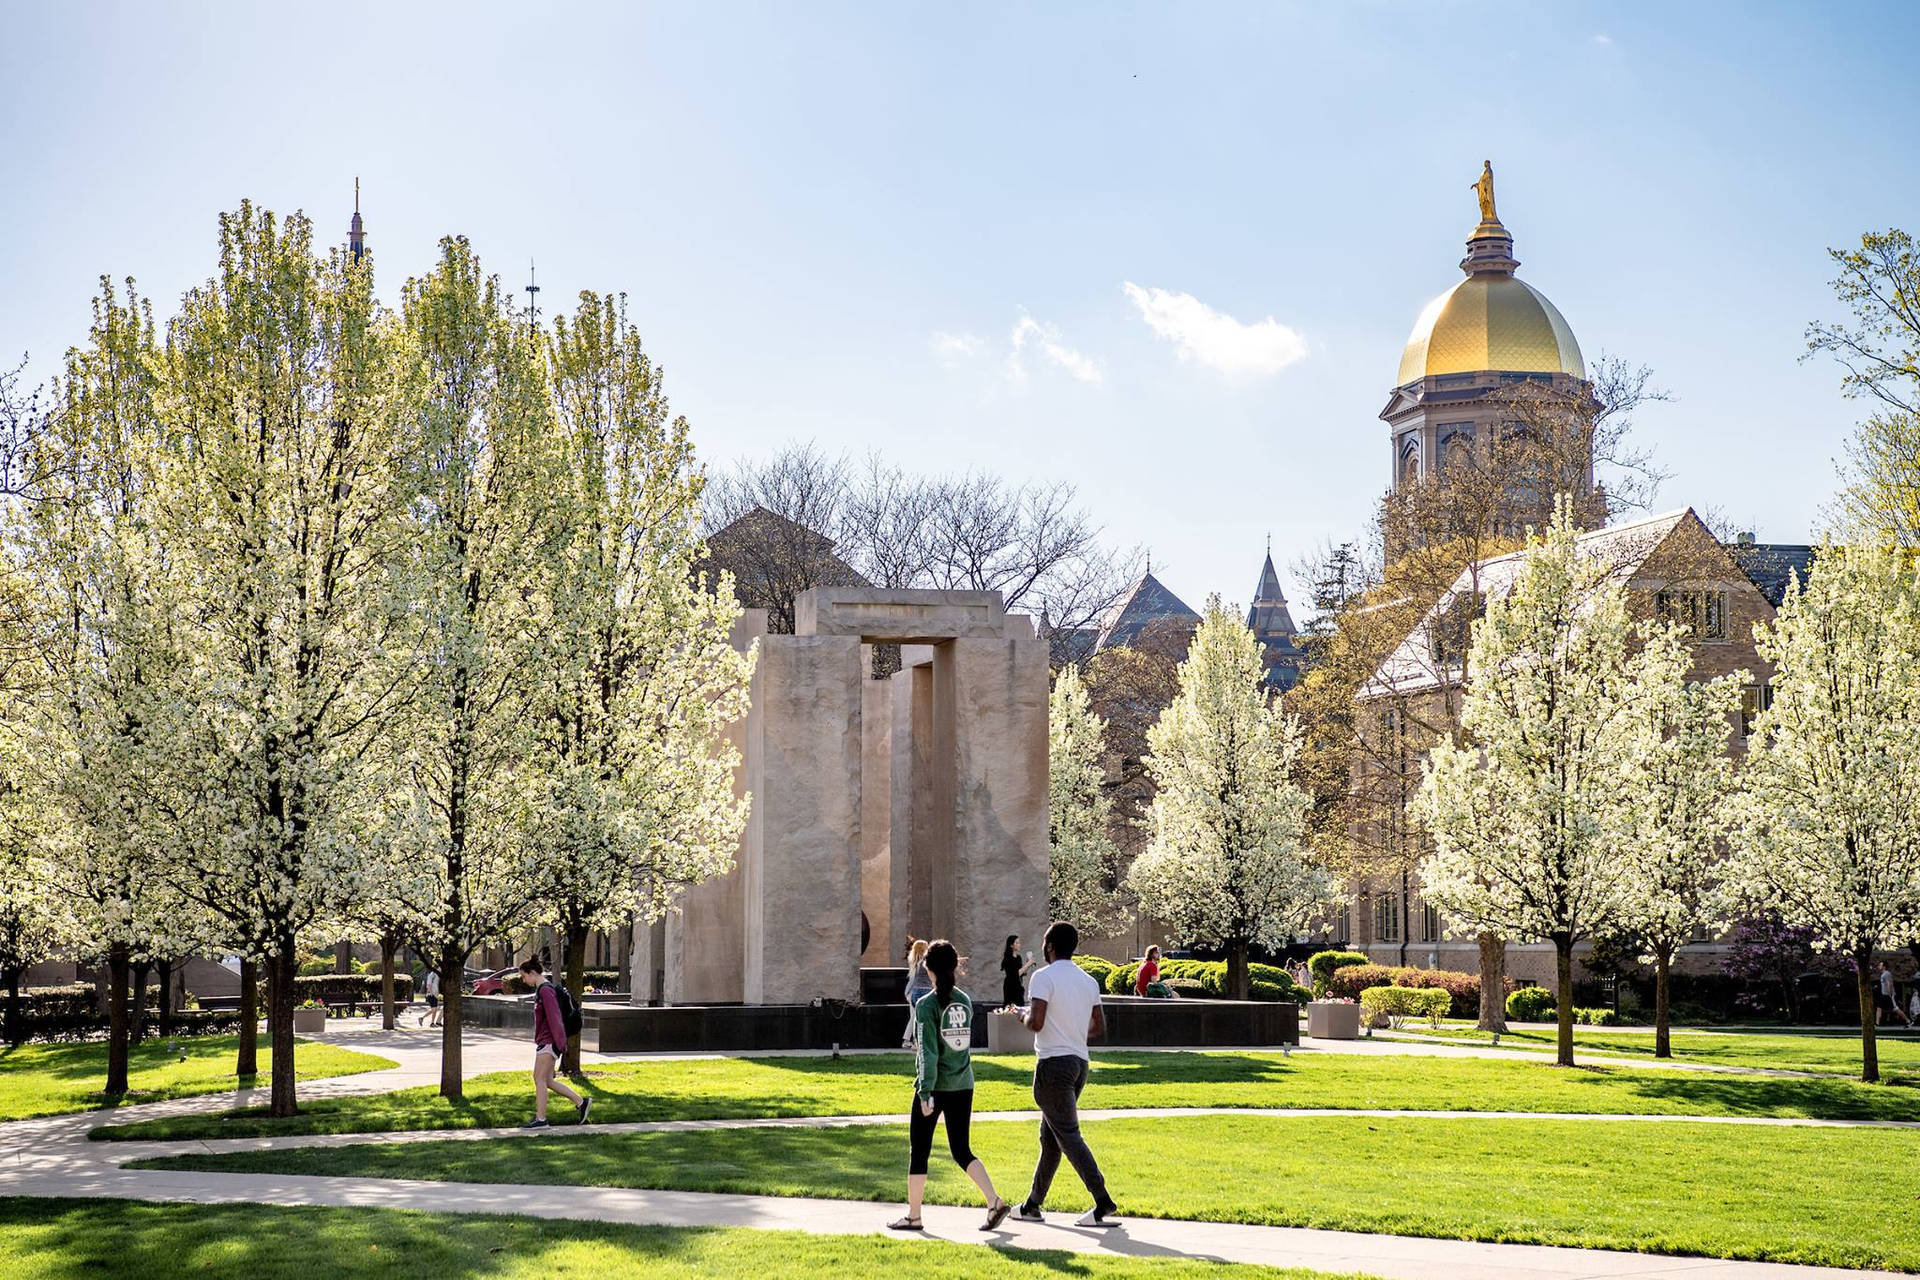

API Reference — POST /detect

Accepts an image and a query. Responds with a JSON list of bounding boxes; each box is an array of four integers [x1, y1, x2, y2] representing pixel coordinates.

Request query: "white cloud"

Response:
[[1009, 312, 1103, 384], [1591, 32, 1612, 44], [1122, 283, 1308, 377], [930, 330, 985, 363]]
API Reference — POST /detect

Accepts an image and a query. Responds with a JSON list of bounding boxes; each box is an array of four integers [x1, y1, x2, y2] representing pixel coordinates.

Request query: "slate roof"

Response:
[[1246, 553, 1305, 693], [1362, 508, 1696, 699], [1730, 543, 1817, 609], [1093, 572, 1201, 653]]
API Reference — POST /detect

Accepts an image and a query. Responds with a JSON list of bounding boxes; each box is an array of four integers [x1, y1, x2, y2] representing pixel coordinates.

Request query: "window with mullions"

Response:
[[1422, 901, 1442, 942], [1373, 893, 1401, 943], [1655, 589, 1729, 641], [1740, 681, 1774, 737]]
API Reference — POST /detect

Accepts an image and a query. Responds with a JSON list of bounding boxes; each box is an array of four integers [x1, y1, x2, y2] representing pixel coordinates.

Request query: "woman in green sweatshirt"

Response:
[[889, 939, 1011, 1232]]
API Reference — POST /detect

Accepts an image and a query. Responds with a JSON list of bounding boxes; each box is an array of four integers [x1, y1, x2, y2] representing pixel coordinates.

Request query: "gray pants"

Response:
[[1025, 1054, 1113, 1212]]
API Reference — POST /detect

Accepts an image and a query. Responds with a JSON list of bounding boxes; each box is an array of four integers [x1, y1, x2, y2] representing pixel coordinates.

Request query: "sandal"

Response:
[[887, 1215, 924, 1231], [983, 1199, 1011, 1231]]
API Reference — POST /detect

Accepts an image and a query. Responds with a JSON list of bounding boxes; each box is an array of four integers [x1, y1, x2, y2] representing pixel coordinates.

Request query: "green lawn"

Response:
[[91, 1046, 1920, 1141], [0, 1035, 395, 1122], [134, 1115, 1920, 1273], [1387, 1022, 1920, 1079], [0, 1198, 1353, 1280]]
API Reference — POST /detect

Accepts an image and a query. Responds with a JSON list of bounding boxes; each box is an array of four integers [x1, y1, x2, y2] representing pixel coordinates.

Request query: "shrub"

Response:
[[1506, 986, 1555, 1022], [291, 973, 413, 1006], [1307, 950, 1369, 995], [1075, 956, 1117, 985], [1164, 977, 1208, 997], [20, 984, 98, 1019], [1250, 979, 1290, 1002], [1105, 963, 1138, 996], [1324, 964, 1490, 1017], [1359, 985, 1452, 1029], [1103, 958, 1297, 1002], [1574, 1006, 1621, 1026]]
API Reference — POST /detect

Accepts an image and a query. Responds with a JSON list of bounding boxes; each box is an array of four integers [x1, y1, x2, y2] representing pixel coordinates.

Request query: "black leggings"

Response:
[[908, 1088, 976, 1175]]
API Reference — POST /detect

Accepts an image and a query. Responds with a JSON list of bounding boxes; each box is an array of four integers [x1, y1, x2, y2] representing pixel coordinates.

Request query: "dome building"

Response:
[[1380, 163, 1592, 503]]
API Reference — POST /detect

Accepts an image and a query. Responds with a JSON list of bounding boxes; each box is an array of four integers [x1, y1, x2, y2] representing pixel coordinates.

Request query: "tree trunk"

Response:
[[335, 938, 353, 975], [236, 957, 259, 1077], [267, 944, 298, 1117], [1855, 946, 1880, 1085], [379, 934, 397, 1031], [439, 943, 464, 1102], [563, 922, 589, 1074], [1653, 947, 1673, 1058], [156, 958, 175, 1037], [129, 957, 151, 1043], [1553, 936, 1575, 1068], [105, 942, 131, 1096], [3, 967, 20, 1049], [1222, 939, 1251, 1002], [1476, 933, 1507, 1032]]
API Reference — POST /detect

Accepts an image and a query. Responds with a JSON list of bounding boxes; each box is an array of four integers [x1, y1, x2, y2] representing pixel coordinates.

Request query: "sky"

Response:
[[4, 2, 1916, 618]]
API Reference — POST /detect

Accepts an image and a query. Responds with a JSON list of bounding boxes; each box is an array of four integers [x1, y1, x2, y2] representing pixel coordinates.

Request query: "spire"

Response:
[[1246, 551, 1299, 639], [348, 178, 365, 264], [1461, 159, 1518, 277], [525, 260, 541, 333]]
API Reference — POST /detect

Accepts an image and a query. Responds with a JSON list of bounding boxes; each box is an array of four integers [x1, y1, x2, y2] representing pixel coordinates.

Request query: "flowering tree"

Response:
[[1725, 542, 1920, 1083], [535, 292, 752, 1071], [1047, 663, 1124, 933], [1128, 597, 1325, 999], [1615, 632, 1743, 1057], [375, 237, 558, 1099], [151, 205, 412, 1117], [1417, 507, 1661, 1067], [8, 278, 182, 1091]]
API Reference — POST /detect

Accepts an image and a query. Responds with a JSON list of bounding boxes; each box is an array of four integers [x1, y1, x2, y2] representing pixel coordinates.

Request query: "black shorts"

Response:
[[425, 994, 440, 1007]]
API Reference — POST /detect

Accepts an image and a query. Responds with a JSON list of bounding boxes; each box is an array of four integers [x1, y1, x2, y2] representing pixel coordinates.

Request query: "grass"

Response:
[[91, 1045, 1920, 1141], [134, 1115, 1920, 1273], [0, 1035, 395, 1122], [1385, 1022, 1920, 1080], [0, 1198, 1355, 1280]]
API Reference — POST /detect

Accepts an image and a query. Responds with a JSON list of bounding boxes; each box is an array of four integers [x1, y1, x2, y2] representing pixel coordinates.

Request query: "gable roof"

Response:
[[1729, 543, 1817, 609], [1362, 508, 1697, 699], [1093, 572, 1201, 653]]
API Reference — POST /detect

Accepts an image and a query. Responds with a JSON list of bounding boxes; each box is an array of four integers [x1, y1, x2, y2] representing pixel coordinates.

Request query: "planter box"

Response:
[[1307, 1001, 1360, 1040], [987, 1008, 1035, 1054], [293, 1008, 326, 1035]]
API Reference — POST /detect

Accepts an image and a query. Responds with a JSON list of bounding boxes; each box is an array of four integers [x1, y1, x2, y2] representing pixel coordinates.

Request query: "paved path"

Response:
[[0, 1025, 1907, 1280]]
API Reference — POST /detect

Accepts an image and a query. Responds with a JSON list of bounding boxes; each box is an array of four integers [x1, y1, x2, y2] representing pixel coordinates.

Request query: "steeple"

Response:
[[1246, 551, 1303, 694], [348, 178, 366, 264]]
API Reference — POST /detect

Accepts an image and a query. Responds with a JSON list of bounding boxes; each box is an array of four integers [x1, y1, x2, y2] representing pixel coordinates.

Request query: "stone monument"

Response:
[[632, 587, 1050, 1006]]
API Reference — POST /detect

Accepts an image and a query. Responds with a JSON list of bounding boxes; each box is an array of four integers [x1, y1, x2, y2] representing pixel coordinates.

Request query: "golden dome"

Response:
[[1396, 272, 1584, 386]]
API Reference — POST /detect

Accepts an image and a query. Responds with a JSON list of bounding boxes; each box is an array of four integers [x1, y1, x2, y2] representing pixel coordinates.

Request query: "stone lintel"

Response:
[[795, 588, 1009, 642]]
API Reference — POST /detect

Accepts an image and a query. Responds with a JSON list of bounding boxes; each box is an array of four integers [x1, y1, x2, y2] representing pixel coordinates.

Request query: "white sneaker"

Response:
[[1075, 1207, 1120, 1228]]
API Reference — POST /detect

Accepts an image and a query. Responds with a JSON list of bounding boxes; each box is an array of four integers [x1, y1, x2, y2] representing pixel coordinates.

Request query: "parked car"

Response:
[[468, 967, 518, 996]]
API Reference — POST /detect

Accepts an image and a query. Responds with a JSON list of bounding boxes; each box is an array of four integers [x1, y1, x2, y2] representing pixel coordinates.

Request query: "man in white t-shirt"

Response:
[[1014, 921, 1118, 1228]]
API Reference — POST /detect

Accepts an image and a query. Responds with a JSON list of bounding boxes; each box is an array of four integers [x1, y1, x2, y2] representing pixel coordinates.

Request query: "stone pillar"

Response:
[[742, 634, 864, 1004], [858, 667, 893, 967], [662, 609, 763, 1004], [945, 629, 1050, 1002]]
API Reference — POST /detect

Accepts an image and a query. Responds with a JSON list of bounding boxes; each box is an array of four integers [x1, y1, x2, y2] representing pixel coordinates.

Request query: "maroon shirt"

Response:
[[533, 981, 565, 1050]]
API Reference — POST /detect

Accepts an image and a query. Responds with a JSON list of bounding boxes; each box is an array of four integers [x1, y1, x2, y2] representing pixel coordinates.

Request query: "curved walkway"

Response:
[[0, 1026, 1908, 1280]]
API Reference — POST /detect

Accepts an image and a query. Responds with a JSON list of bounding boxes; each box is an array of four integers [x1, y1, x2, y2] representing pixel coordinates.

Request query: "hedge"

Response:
[[1307, 950, 1369, 995], [1324, 964, 1495, 1017], [292, 973, 413, 1005], [1101, 958, 1298, 1002], [1506, 986, 1555, 1021], [1574, 1006, 1621, 1026], [14, 1008, 248, 1044], [1359, 985, 1452, 1029]]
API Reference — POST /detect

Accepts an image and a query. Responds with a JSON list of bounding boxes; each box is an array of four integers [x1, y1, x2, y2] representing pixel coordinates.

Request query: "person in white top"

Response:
[[1013, 921, 1118, 1228], [420, 966, 442, 1027]]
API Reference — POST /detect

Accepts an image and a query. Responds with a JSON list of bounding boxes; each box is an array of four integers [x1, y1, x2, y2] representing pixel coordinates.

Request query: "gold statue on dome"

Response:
[[1473, 160, 1498, 223]]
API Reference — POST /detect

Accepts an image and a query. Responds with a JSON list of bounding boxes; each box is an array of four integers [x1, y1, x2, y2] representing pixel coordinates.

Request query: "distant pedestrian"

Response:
[[1015, 921, 1119, 1228], [420, 966, 442, 1027], [888, 940, 1011, 1233], [1001, 935, 1031, 1008], [519, 957, 590, 1129], [1133, 945, 1164, 997], [1909, 987, 1919, 1025], [1878, 963, 1909, 1027], [902, 939, 933, 1048]]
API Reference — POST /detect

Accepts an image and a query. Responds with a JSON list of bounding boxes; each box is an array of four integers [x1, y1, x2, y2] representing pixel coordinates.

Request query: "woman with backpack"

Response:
[[889, 940, 1011, 1232], [519, 956, 590, 1129]]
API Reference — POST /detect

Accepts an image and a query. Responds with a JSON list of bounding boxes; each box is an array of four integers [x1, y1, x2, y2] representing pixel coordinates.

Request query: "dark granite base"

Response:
[[459, 993, 1299, 1054]]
